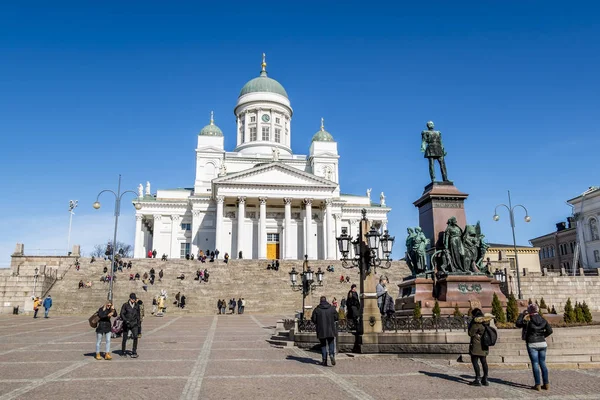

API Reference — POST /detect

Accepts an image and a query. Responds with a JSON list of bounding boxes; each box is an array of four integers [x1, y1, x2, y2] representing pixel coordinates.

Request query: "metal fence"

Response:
[[297, 318, 358, 333]]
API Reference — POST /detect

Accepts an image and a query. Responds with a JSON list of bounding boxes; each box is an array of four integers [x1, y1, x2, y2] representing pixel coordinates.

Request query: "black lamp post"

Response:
[[289, 255, 322, 320], [336, 209, 395, 332]]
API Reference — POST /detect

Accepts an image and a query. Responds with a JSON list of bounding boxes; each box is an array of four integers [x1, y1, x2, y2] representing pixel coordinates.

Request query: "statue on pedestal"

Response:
[[145, 181, 151, 196], [366, 188, 372, 200], [420, 121, 449, 183], [435, 217, 491, 276], [380, 192, 386, 206], [405, 227, 430, 276], [138, 184, 143, 198]]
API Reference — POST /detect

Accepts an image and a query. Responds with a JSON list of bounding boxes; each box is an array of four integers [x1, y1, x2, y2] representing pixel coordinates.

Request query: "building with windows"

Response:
[[133, 56, 391, 260], [529, 219, 579, 272], [568, 186, 600, 270]]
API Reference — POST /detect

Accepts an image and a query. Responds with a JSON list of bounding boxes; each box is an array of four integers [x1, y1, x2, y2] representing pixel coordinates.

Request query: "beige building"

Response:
[[530, 218, 580, 272], [484, 243, 542, 274]]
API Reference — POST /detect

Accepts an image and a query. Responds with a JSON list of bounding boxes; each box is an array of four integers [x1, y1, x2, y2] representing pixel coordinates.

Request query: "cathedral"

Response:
[[133, 56, 391, 260]]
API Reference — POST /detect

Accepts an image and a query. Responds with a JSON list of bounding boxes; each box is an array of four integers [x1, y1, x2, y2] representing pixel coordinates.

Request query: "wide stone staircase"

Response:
[[461, 325, 600, 367], [48, 257, 410, 316]]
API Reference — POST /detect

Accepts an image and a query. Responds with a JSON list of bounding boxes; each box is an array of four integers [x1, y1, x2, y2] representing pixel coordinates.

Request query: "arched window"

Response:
[[590, 218, 600, 241]]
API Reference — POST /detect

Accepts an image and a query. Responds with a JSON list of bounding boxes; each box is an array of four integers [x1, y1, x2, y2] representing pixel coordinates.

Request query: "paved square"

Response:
[[1, 314, 599, 400]]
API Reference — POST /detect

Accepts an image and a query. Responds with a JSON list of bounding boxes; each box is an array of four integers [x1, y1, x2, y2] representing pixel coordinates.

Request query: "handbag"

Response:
[[89, 312, 100, 328]]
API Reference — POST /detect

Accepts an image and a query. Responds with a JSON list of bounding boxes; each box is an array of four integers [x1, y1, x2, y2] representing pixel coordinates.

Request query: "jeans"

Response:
[[122, 325, 139, 354], [221, 307, 226, 314], [470, 355, 488, 379], [44, 308, 49, 318], [319, 337, 335, 360], [96, 332, 111, 353], [526, 346, 549, 385]]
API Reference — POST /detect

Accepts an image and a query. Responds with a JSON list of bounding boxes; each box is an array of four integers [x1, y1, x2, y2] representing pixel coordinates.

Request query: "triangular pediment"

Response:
[[213, 162, 337, 188]]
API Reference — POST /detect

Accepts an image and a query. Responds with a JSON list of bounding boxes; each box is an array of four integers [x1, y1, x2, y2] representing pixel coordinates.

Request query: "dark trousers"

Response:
[[471, 355, 488, 379], [319, 337, 335, 360], [122, 325, 139, 354], [33, 309, 39, 318]]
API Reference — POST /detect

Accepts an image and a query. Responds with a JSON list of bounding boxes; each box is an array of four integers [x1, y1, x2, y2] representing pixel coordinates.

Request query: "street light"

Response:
[[493, 190, 531, 299], [288, 255, 322, 320], [336, 209, 395, 333], [93, 174, 142, 301], [32, 267, 39, 298], [67, 200, 78, 255]]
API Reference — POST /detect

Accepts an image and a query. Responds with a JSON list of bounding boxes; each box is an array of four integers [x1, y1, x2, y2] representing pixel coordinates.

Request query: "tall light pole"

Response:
[[289, 255, 323, 320], [493, 190, 531, 300], [93, 175, 142, 301], [67, 200, 78, 255], [336, 209, 395, 334], [32, 267, 39, 298]]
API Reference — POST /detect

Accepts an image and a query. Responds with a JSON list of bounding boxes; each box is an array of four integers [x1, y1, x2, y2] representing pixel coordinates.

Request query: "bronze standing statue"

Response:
[[421, 121, 449, 182]]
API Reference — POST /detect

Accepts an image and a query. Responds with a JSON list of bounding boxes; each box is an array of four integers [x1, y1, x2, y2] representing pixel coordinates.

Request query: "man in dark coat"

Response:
[[346, 284, 360, 330], [311, 296, 339, 366], [120, 293, 141, 358]]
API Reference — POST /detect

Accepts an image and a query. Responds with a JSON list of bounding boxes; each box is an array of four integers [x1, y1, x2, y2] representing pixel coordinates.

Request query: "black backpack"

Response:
[[481, 324, 498, 348]]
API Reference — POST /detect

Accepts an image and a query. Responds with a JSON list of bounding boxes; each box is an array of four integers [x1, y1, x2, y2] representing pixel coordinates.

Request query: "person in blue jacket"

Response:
[[43, 295, 53, 318]]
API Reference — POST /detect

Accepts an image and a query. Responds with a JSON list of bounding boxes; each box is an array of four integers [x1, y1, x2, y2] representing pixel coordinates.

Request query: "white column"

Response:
[[284, 198, 292, 260], [259, 197, 267, 259], [321, 205, 327, 259], [153, 215, 161, 256], [237, 197, 246, 258], [304, 198, 313, 259], [170, 215, 180, 258], [134, 215, 144, 258], [325, 200, 335, 260], [215, 196, 224, 254], [334, 214, 341, 260], [191, 210, 201, 257]]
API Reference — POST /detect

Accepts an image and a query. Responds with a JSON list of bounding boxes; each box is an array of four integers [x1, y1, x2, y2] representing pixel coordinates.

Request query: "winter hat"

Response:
[[528, 304, 538, 314], [129, 293, 137, 300]]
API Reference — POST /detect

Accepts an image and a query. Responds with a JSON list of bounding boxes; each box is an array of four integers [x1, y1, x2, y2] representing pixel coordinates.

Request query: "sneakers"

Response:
[[469, 380, 482, 386], [330, 355, 336, 366], [120, 351, 128, 357], [95, 353, 103, 360], [542, 384, 549, 391], [104, 353, 112, 360], [532, 385, 541, 391], [130, 353, 139, 359]]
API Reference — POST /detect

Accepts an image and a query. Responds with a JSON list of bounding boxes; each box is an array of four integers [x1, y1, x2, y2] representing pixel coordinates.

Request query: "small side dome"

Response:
[[199, 111, 223, 137], [312, 118, 334, 142]]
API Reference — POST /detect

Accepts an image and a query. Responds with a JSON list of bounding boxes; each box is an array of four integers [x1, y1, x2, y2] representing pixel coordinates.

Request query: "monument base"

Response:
[[396, 275, 506, 316]]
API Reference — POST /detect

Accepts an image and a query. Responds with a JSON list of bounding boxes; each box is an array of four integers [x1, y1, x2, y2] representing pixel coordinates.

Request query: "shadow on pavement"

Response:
[[286, 355, 321, 365], [418, 371, 470, 384]]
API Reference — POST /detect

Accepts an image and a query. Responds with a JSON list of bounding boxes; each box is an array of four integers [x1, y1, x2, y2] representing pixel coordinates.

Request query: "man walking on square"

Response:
[[43, 295, 53, 318], [311, 296, 338, 366], [120, 293, 141, 358]]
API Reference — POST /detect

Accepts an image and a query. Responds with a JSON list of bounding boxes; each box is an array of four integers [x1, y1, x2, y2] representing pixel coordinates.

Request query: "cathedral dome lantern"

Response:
[[312, 118, 334, 142], [199, 111, 223, 137]]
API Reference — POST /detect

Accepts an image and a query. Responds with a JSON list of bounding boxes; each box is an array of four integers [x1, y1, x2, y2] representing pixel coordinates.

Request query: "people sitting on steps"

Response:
[[78, 280, 84, 289], [177, 273, 185, 280], [161, 254, 168, 261], [224, 253, 229, 264], [326, 265, 335, 273]]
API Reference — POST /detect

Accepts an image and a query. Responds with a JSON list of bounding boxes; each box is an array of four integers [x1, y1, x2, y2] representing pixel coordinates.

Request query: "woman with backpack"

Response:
[[516, 304, 553, 391], [468, 308, 494, 386], [95, 301, 117, 360]]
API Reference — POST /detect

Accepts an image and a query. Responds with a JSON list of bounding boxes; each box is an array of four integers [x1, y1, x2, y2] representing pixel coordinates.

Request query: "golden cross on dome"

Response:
[[321, 117, 325, 131], [210, 111, 214, 125], [261, 53, 267, 72]]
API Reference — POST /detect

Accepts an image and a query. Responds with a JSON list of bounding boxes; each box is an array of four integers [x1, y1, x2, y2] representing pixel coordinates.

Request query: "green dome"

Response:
[[199, 112, 223, 137], [312, 118, 334, 142], [239, 71, 288, 98]]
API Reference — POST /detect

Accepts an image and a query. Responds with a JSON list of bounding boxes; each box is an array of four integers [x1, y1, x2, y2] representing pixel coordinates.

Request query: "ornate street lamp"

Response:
[[93, 174, 143, 302], [493, 190, 531, 299], [288, 255, 322, 320], [336, 209, 395, 333]]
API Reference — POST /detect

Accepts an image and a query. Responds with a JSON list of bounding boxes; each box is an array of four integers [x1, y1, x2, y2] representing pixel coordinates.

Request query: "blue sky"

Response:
[[0, 1, 598, 266]]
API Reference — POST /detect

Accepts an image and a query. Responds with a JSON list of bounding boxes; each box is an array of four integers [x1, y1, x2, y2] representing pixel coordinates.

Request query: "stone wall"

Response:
[[520, 271, 600, 311]]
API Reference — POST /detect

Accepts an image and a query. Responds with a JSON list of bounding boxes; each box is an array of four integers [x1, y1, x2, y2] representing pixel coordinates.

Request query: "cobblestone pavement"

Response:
[[1, 315, 599, 400]]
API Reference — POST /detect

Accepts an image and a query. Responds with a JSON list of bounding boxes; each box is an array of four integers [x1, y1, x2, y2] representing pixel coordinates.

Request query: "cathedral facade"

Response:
[[133, 57, 391, 260]]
